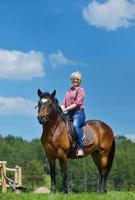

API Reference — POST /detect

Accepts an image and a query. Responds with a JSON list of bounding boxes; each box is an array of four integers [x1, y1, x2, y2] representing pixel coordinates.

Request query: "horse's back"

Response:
[[84, 119, 114, 148], [85, 120, 113, 132]]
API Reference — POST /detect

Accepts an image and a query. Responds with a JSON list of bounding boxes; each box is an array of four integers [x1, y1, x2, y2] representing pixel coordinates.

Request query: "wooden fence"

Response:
[[0, 161, 22, 192]]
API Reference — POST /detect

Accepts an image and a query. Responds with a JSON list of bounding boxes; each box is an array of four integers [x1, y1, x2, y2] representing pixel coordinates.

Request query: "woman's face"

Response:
[[71, 77, 81, 87]]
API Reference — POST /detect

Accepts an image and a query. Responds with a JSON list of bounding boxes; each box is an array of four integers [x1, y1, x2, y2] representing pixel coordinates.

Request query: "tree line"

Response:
[[0, 134, 135, 192]]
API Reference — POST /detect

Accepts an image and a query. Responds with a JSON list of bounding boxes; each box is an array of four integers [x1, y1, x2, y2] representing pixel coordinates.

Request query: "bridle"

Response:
[[38, 114, 50, 123], [36, 97, 62, 124]]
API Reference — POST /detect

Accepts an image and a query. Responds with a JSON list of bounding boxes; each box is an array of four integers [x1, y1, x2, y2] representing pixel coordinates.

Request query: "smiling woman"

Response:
[[61, 71, 86, 157]]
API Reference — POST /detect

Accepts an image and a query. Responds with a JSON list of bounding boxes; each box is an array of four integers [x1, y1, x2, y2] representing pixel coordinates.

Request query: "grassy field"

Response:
[[0, 192, 135, 200]]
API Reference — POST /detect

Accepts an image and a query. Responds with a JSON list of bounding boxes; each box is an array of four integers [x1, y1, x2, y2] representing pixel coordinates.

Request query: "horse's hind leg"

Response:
[[91, 151, 110, 193]]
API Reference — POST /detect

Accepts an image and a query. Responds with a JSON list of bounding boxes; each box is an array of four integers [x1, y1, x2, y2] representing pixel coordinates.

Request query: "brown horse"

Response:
[[36, 89, 115, 193]]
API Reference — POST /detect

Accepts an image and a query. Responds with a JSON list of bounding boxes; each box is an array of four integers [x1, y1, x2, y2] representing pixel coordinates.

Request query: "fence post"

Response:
[[1, 161, 7, 192], [15, 165, 22, 186], [13, 165, 18, 186]]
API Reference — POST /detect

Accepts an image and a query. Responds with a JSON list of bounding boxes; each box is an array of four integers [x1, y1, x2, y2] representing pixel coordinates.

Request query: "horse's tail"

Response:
[[107, 137, 115, 176]]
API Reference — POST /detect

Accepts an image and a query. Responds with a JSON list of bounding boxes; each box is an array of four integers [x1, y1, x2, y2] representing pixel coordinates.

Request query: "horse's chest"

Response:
[[45, 142, 53, 150], [44, 141, 58, 155]]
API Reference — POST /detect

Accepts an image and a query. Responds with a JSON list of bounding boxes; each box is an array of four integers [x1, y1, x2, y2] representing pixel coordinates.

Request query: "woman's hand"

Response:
[[60, 105, 66, 112], [62, 103, 77, 112]]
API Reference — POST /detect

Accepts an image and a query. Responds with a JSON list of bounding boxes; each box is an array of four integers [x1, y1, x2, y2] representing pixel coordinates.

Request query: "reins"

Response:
[[36, 95, 70, 125]]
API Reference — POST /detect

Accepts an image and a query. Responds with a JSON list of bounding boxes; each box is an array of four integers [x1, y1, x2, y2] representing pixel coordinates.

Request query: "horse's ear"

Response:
[[37, 89, 43, 98], [51, 90, 56, 99]]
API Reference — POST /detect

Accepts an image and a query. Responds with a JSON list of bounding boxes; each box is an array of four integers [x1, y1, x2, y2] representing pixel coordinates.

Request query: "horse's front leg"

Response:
[[59, 156, 68, 193], [48, 158, 56, 193]]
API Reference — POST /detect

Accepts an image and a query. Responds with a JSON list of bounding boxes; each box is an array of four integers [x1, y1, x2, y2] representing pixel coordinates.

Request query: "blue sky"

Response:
[[0, 0, 135, 141]]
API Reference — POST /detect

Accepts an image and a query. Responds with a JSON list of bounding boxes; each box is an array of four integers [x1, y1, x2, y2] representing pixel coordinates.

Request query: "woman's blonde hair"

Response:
[[70, 71, 82, 81]]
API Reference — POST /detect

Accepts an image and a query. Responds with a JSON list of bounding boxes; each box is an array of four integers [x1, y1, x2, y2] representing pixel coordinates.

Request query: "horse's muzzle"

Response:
[[37, 115, 49, 124]]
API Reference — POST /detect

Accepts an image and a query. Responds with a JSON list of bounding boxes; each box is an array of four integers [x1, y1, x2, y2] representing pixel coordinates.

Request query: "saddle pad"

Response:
[[82, 124, 96, 146]]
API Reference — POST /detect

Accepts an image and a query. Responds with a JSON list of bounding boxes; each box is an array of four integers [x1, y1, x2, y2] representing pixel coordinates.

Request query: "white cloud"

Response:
[[48, 50, 88, 68], [0, 96, 36, 116], [82, 0, 135, 31], [0, 49, 45, 79], [48, 50, 74, 68]]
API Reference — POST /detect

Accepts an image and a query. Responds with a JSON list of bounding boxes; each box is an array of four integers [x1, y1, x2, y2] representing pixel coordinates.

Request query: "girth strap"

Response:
[[65, 119, 75, 144]]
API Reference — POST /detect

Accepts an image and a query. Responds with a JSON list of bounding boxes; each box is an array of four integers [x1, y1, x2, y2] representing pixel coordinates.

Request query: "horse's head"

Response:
[[36, 89, 56, 124]]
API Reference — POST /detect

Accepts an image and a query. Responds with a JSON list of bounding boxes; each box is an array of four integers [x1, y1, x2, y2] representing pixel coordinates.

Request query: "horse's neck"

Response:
[[42, 113, 61, 134], [42, 113, 72, 149]]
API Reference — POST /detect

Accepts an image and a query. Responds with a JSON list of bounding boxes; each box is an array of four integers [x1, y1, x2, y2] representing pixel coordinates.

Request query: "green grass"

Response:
[[0, 192, 135, 200]]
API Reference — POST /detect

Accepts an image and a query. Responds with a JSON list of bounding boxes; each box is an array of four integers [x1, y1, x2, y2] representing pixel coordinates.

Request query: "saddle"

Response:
[[65, 118, 96, 148]]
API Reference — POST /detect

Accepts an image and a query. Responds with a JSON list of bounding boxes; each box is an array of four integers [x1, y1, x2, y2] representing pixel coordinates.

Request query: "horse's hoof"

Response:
[[62, 189, 68, 194]]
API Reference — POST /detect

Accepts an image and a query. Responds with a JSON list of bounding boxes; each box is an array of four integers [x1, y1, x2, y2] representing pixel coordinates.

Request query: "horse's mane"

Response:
[[54, 98, 62, 114]]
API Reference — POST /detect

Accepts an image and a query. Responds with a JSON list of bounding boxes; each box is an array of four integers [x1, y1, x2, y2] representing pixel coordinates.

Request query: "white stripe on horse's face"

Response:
[[41, 98, 48, 103]]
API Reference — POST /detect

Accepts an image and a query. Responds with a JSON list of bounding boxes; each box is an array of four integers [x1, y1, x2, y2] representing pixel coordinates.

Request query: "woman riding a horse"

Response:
[[36, 72, 115, 193]]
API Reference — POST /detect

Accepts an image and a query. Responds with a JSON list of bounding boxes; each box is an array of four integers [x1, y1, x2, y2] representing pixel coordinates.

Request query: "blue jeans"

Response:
[[67, 109, 86, 149]]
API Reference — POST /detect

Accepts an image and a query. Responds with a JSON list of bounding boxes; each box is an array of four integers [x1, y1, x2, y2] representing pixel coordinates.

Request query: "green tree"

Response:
[[23, 159, 46, 191]]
